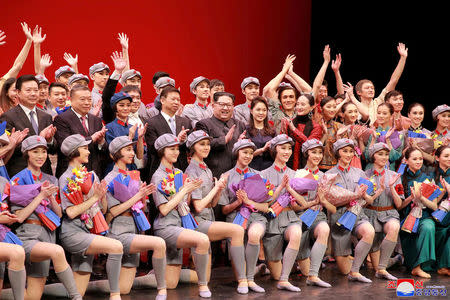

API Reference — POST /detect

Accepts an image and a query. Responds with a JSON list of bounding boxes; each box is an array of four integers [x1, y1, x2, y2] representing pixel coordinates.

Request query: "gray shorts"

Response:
[[263, 223, 302, 261], [154, 226, 185, 265], [15, 223, 55, 277], [108, 232, 140, 268], [195, 220, 212, 235], [298, 212, 328, 260], [60, 231, 96, 273]]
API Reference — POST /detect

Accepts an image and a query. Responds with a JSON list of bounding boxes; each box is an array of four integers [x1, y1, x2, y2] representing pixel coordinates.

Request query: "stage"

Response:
[[74, 263, 449, 300]]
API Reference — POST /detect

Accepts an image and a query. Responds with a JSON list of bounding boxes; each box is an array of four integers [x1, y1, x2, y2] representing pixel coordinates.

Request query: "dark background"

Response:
[[310, 1, 445, 130]]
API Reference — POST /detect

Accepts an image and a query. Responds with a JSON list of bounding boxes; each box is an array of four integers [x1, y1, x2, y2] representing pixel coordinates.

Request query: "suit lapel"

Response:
[[36, 109, 48, 133], [15, 106, 35, 135], [87, 113, 96, 135], [68, 109, 88, 137], [157, 114, 173, 134]]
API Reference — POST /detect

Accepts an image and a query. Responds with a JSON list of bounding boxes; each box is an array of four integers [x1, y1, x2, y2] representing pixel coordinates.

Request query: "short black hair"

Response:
[[210, 79, 224, 89], [15, 75, 38, 90], [49, 82, 69, 94], [160, 86, 180, 99], [213, 91, 235, 103], [70, 85, 91, 98], [121, 85, 142, 97], [152, 71, 170, 84], [68, 149, 81, 160]]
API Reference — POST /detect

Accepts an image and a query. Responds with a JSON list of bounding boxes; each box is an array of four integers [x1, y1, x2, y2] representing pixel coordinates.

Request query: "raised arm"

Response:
[[1, 22, 33, 80], [331, 53, 344, 95], [262, 54, 296, 99], [32, 25, 46, 74], [285, 64, 313, 93], [63, 52, 79, 74], [311, 45, 331, 100], [384, 43, 408, 92], [118, 33, 130, 71], [37, 54, 52, 75]]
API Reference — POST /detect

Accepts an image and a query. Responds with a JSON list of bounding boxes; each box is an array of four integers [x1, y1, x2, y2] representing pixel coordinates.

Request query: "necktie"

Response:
[[29, 110, 39, 134], [168, 117, 176, 134], [80, 116, 89, 134]]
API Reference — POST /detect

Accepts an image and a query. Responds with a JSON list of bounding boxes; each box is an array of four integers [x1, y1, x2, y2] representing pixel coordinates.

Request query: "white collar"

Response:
[[19, 103, 36, 116], [71, 108, 87, 119], [160, 111, 175, 123]]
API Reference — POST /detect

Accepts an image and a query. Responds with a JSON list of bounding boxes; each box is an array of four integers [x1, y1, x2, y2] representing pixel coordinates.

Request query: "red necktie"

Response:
[[80, 116, 89, 134]]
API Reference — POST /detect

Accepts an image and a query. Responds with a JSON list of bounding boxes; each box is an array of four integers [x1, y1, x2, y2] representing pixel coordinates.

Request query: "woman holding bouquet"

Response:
[[431, 105, 450, 142], [105, 136, 167, 299], [219, 139, 268, 293], [363, 103, 404, 171], [364, 143, 403, 281], [259, 134, 305, 292], [150, 133, 211, 298], [295, 139, 334, 288], [9, 136, 81, 300], [405, 103, 434, 167], [184, 130, 248, 294], [325, 138, 375, 283], [399, 147, 442, 278], [58, 134, 124, 300], [1, 175, 26, 300]]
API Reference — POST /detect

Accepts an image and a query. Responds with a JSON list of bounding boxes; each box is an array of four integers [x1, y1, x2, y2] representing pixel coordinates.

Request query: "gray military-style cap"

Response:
[[120, 69, 142, 85], [55, 65, 76, 80], [368, 142, 390, 159], [68, 74, 90, 86], [301, 139, 324, 154], [270, 134, 294, 152], [155, 77, 176, 89], [35, 74, 49, 85], [241, 77, 260, 90], [186, 130, 212, 149], [21, 135, 48, 153], [89, 62, 110, 76], [190, 76, 210, 94], [154, 133, 180, 151], [109, 136, 136, 156], [61, 134, 92, 156], [333, 138, 355, 154], [432, 104, 450, 120], [232, 139, 256, 156]]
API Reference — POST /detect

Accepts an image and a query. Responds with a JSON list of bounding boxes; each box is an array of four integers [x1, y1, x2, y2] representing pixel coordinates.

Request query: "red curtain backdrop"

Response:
[[0, 0, 311, 105]]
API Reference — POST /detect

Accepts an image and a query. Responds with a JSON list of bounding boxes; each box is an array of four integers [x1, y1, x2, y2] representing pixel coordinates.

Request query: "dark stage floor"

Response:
[[74, 263, 449, 300]]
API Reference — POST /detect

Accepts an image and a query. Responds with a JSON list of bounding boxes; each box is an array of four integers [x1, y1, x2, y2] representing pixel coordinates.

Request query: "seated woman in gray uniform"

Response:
[[104, 136, 167, 299], [184, 130, 248, 294], [58, 134, 124, 300], [294, 139, 334, 288], [150, 133, 212, 298], [325, 138, 376, 283], [0, 175, 26, 300], [259, 134, 305, 292], [364, 143, 403, 281], [9, 136, 81, 300], [219, 139, 270, 293]]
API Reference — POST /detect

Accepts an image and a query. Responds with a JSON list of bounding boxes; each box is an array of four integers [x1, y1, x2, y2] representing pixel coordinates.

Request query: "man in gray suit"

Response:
[[0, 75, 56, 176], [195, 92, 246, 178]]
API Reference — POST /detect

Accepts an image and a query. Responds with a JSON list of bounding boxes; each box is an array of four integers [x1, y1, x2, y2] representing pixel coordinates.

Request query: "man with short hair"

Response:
[[53, 85, 107, 178], [35, 74, 50, 111], [151, 71, 170, 110], [144, 86, 192, 177], [181, 76, 213, 127], [47, 82, 69, 116], [120, 69, 142, 88], [68, 74, 89, 89], [195, 91, 246, 178], [54, 65, 76, 87], [209, 79, 225, 100], [1, 74, 56, 176], [89, 62, 110, 117], [234, 77, 261, 124]]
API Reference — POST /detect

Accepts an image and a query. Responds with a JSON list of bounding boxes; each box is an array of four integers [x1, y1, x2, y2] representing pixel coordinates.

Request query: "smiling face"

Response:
[[343, 103, 359, 124], [77, 145, 90, 164], [163, 145, 180, 164], [212, 95, 234, 122], [387, 94, 404, 113], [373, 149, 389, 168], [27, 146, 48, 169], [408, 105, 424, 127], [376, 105, 392, 127], [91, 69, 110, 89], [357, 82, 375, 99], [237, 147, 254, 167], [210, 84, 224, 100], [49, 86, 68, 108], [437, 111, 450, 129], [338, 146, 355, 166], [125, 77, 142, 89], [194, 81, 210, 101], [322, 99, 337, 120], [128, 91, 141, 114], [436, 147, 450, 170], [307, 147, 323, 167], [119, 145, 135, 165], [296, 95, 313, 116], [251, 101, 268, 123], [18, 80, 39, 109], [275, 143, 292, 164], [57, 73, 73, 86], [280, 89, 296, 111], [406, 149, 423, 173], [71, 89, 92, 116], [38, 83, 49, 102], [193, 138, 211, 160], [115, 99, 131, 120], [242, 83, 259, 102]]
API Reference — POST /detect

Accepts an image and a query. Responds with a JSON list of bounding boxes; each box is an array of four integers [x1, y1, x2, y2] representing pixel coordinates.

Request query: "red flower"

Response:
[[395, 184, 404, 195]]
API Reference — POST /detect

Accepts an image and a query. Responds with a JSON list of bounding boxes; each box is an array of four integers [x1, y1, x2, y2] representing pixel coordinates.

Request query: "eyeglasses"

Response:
[[215, 102, 233, 109]]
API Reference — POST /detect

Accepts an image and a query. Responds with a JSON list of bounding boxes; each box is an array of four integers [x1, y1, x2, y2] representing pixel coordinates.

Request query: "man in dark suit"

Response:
[[0, 75, 57, 176], [195, 92, 246, 178], [144, 86, 191, 178], [53, 85, 107, 178]]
